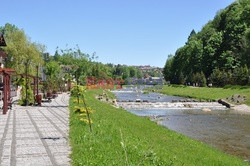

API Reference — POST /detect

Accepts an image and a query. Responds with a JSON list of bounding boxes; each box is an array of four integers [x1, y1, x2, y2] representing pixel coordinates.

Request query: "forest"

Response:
[[163, 0, 250, 87]]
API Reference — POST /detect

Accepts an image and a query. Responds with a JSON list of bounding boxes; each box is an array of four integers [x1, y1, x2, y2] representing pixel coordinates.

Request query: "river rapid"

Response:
[[112, 88, 250, 160]]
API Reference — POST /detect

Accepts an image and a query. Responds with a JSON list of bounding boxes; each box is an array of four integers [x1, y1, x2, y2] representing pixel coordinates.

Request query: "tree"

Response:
[[188, 29, 196, 41], [232, 66, 249, 85], [129, 67, 137, 78], [163, 0, 250, 86], [163, 55, 173, 82], [53, 49, 60, 62], [178, 72, 185, 85], [136, 70, 142, 79], [0, 23, 43, 75], [192, 72, 207, 87], [43, 61, 61, 91]]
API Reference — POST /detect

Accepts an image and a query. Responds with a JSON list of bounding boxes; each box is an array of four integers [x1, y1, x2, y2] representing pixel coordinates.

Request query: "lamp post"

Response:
[[36, 65, 39, 96], [25, 59, 30, 106], [34, 64, 42, 106]]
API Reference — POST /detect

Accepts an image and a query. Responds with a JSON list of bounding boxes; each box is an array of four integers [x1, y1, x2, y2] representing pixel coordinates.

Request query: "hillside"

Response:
[[164, 0, 250, 87]]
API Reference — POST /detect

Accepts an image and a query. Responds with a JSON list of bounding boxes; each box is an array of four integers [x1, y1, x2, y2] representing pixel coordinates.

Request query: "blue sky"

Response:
[[1, 0, 235, 67]]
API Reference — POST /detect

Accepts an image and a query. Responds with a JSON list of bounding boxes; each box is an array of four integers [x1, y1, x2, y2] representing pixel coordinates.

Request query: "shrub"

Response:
[[20, 85, 34, 105], [70, 85, 86, 97], [232, 66, 249, 85], [192, 72, 207, 87], [210, 69, 230, 87]]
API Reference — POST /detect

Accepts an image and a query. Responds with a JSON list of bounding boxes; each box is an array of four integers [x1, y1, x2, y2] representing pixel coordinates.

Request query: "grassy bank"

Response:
[[69, 89, 247, 165], [156, 85, 250, 106]]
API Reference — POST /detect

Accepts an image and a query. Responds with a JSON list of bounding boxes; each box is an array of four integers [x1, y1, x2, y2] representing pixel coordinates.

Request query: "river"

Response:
[[112, 88, 250, 160]]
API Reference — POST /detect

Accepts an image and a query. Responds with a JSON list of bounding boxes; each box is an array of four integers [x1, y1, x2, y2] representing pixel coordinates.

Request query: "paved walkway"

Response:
[[0, 93, 71, 166]]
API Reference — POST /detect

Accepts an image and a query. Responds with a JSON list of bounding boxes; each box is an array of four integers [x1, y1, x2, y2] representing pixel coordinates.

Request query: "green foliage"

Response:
[[43, 60, 62, 91], [71, 86, 93, 132], [20, 84, 34, 105], [178, 72, 185, 85], [232, 65, 249, 85], [163, 1, 250, 86], [44, 60, 61, 78], [129, 66, 137, 78], [69, 89, 247, 165], [0, 23, 44, 75], [44, 46, 146, 88], [188, 29, 196, 41], [210, 66, 250, 87], [192, 72, 207, 87], [0, 23, 44, 99], [163, 55, 173, 82], [70, 85, 86, 97]]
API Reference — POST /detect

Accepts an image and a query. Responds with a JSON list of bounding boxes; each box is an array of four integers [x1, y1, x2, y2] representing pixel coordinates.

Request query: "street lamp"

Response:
[[35, 65, 42, 106], [36, 65, 39, 96], [24, 59, 30, 106]]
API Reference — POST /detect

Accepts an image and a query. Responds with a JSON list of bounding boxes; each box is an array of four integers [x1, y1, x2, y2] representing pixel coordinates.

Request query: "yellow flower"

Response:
[[80, 108, 87, 113], [79, 113, 87, 117], [80, 118, 93, 124]]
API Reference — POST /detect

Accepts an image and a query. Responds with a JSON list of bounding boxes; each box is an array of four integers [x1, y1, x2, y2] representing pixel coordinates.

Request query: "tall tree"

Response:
[[0, 23, 43, 75]]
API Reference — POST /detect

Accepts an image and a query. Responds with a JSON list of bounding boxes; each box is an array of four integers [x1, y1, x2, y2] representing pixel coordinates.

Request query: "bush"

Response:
[[210, 69, 231, 87], [192, 72, 207, 87], [20, 85, 34, 105], [232, 66, 249, 85], [178, 72, 185, 85], [211, 66, 250, 86], [70, 85, 86, 97]]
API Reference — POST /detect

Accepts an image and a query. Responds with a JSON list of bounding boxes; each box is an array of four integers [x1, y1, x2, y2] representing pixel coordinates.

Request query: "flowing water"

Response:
[[113, 88, 250, 160]]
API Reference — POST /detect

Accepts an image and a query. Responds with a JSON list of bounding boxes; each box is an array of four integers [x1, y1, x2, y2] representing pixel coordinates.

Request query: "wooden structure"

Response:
[[0, 32, 17, 114], [0, 68, 15, 114], [17, 73, 41, 106]]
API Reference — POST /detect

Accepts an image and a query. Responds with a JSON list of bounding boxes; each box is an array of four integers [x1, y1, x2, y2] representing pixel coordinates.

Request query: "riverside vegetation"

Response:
[[156, 85, 250, 106], [69, 88, 248, 165], [163, 0, 250, 87]]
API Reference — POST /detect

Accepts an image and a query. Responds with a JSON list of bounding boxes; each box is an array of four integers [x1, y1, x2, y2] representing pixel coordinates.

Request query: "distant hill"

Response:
[[164, 0, 250, 86], [133, 65, 163, 78]]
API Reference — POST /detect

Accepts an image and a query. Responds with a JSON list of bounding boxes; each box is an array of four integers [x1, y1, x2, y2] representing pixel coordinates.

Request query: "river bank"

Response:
[[69, 89, 247, 165], [155, 85, 250, 111], [112, 88, 250, 160]]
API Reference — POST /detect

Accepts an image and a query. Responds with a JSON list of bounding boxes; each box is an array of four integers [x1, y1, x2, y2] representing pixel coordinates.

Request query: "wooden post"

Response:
[[36, 65, 39, 96], [3, 71, 9, 114], [33, 78, 36, 97]]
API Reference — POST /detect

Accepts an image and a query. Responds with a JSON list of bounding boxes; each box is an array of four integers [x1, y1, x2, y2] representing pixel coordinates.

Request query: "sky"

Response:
[[1, 0, 235, 67]]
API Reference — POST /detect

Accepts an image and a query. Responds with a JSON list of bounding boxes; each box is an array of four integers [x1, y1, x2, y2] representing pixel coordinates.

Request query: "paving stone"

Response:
[[0, 93, 71, 166], [1, 156, 10, 166], [16, 156, 52, 166]]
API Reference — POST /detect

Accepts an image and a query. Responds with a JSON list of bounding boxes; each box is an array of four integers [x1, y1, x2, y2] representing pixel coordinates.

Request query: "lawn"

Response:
[[69, 89, 248, 165], [156, 85, 250, 106]]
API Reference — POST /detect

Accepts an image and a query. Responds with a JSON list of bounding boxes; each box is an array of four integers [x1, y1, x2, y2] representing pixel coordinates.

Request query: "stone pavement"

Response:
[[0, 93, 71, 166]]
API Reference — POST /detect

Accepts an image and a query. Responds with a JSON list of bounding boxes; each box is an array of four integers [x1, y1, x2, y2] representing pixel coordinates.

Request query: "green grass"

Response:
[[69, 89, 248, 165], [156, 85, 250, 106]]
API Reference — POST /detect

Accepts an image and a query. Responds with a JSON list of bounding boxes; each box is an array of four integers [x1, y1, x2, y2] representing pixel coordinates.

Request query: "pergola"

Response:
[[0, 32, 16, 114], [17, 73, 41, 98], [0, 68, 15, 114]]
